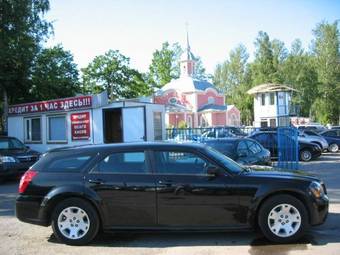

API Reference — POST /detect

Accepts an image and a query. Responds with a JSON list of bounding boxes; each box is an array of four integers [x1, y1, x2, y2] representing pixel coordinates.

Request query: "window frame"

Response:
[[24, 116, 42, 144], [269, 93, 275, 105], [261, 93, 266, 106], [46, 114, 68, 144], [150, 149, 219, 176], [90, 149, 152, 175]]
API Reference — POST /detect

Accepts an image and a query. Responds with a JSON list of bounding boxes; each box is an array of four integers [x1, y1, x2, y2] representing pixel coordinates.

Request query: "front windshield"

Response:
[[205, 146, 244, 174], [0, 138, 26, 150]]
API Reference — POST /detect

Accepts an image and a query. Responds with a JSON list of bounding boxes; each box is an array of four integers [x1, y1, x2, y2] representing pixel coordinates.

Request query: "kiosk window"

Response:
[[24, 117, 41, 142], [48, 115, 67, 143]]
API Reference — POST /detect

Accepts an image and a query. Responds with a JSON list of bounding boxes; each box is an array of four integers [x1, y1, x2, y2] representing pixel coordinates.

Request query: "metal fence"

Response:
[[165, 126, 299, 170]]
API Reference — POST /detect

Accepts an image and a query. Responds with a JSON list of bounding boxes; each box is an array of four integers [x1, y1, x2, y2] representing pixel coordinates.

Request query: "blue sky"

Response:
[[45, 0, 340, 74]]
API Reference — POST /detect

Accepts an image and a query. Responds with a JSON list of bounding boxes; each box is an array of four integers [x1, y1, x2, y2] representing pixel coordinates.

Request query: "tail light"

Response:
[[19, 169, 38, 194]]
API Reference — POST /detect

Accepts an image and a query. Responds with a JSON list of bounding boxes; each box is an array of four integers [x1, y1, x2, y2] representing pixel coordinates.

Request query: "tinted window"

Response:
[[154, 151, 211, 175], [0, 138, 25, 150], [237, 141, 248, 156], [44, 154, 93, 172], [246, 141, 262, 154], [97, 152, 146, 174], [323, 131, 337, 137]]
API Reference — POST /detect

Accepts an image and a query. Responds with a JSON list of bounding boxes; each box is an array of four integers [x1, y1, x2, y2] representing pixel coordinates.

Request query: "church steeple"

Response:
[[180, 27, 196, 77]]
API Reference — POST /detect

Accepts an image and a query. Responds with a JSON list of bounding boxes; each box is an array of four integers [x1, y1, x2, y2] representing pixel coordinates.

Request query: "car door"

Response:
[[85, 150, 156, 228], [152, 149, 241, 228]]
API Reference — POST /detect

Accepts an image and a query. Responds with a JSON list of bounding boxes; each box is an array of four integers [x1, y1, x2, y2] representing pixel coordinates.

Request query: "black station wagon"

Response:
[[16, 142, 328, 245]]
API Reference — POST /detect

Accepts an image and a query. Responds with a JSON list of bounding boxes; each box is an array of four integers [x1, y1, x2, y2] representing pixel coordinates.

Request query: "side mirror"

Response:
[[207, 166, 220, 176], [26, 145, 30, 149]]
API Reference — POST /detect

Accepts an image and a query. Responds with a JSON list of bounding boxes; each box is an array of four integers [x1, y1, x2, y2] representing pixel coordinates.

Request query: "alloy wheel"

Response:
[[329, 144, 339, 152], [57, 206, 90, 240], [301, 150, 312, 161], [267, 203, 301, 238]]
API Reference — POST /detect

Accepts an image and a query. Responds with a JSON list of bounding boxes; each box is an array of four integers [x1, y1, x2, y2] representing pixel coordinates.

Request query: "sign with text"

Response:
[[71, 112, 91, 140], [8, 96, 92, 115]]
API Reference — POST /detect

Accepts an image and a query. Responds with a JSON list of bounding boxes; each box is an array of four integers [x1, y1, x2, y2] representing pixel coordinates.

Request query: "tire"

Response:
[[51, 198, 99, 245], [328, 143, 339, 153], [299, 149, 312, 162], [258, 194, 309, 243]]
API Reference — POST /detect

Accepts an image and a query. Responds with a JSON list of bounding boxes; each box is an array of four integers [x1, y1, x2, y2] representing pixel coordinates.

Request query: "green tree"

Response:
[[0, 0, 52, 131], [251, 31, 277, 84], [30, 45, 80, 100], [148, 42, 182, 90], [282, 39, 318, 117], [82, 50, 151, 100], [310, 21, 340, 124], [213, 44, 253, 124]]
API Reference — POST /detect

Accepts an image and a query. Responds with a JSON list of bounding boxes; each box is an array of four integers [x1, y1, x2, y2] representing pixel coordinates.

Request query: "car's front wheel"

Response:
[[300, 149, 313, 162], [328, 143, 339, 153], [51, 198, 99, 245], [258, 194, 309, 243]]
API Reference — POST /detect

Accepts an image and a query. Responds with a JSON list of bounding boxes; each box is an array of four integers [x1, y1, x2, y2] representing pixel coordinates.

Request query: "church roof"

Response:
[[198, 104, 228, 112], [159, 76, 216, 93]]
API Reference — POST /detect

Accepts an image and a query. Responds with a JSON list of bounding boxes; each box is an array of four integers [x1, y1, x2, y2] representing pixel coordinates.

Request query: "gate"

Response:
[[276, 127, 299, 170]]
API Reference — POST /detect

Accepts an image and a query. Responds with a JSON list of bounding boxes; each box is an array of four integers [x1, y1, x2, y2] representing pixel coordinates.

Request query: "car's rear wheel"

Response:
[[258, 194, 309, 243], [328, 143, 339, 153], [299, 149, 312, 162], [51, 198, 99, 245]]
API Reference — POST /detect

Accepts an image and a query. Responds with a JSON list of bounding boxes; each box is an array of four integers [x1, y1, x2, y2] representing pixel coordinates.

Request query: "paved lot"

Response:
[[0, 153, 339, 255]]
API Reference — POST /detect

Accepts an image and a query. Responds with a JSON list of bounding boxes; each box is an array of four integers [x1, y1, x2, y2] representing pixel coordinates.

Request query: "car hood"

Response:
[[245, 165, 319, 182], [0, 148, 40, 157]]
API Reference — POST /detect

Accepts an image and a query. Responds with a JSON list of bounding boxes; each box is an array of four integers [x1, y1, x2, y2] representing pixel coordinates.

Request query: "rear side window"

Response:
[[35, 152, 95, 172], [96, 151, 146, 174]]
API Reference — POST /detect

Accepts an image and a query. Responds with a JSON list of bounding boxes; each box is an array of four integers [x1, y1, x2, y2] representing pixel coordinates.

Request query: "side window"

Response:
[[246, 141, 261, 154], [325, 131, 337, 137], [97, 151, 146, 174], [45, 154, 93, 172], [154, 151, 211, 175], [237, 141, 248, 156]]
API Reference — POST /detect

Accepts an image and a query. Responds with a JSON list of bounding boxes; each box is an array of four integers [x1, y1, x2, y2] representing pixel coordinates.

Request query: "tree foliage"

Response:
[[82, 50, 151, 100], [0, 0, 52, 131], [30, 45, 80, 100]]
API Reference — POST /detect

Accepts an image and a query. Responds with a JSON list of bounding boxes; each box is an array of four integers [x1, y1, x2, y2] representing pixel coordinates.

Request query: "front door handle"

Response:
[[88, 179, 105, 185]]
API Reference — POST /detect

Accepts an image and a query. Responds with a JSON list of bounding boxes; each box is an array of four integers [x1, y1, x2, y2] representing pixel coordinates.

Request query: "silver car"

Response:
[[298, 130, 329, 150]]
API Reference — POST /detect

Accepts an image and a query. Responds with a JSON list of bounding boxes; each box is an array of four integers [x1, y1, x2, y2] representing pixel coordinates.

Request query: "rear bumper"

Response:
[[309, 194, 329, 226], [16, 195, 49, 226]]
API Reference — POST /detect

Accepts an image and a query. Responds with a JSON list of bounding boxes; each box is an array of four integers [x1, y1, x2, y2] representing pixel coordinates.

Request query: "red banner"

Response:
[[8, 96, 92, 115], [71, 112, 91, 140]]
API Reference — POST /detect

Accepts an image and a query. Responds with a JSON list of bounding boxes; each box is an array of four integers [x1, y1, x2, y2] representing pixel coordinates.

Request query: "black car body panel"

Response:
[[16, 142, 328, 233]]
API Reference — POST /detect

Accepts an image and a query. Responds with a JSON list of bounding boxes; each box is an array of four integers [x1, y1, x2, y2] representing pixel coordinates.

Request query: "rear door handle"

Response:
[[88, 179, 105, 185]]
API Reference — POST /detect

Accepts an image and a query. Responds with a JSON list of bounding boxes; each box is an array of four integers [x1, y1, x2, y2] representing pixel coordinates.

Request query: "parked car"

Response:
[[202, 126, 247, 138], [201, 138, 271, 166], [249, 131, 322, 162], [298, 130, 329, 151], [319, 129, 340, 152], [16, 142, 328, 245], [295, 124, 327, 133], [0, 136, 40, 180]]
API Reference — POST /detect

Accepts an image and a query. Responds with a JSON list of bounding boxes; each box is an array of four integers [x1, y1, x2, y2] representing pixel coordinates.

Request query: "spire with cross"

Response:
[[180, 22, 196, 77]]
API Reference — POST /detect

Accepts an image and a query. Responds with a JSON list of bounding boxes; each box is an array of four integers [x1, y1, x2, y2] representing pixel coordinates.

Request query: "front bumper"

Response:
[[309, 194, 329, 226], [0, 162, 34, 178]]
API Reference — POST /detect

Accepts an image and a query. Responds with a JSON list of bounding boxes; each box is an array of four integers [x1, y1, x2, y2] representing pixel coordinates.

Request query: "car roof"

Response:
[[47, 141, 209, 153]]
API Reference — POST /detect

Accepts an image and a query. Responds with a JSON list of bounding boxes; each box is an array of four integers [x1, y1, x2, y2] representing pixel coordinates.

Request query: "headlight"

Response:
[[309, 181, 325, 198], [0, 156, 17, 163]]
